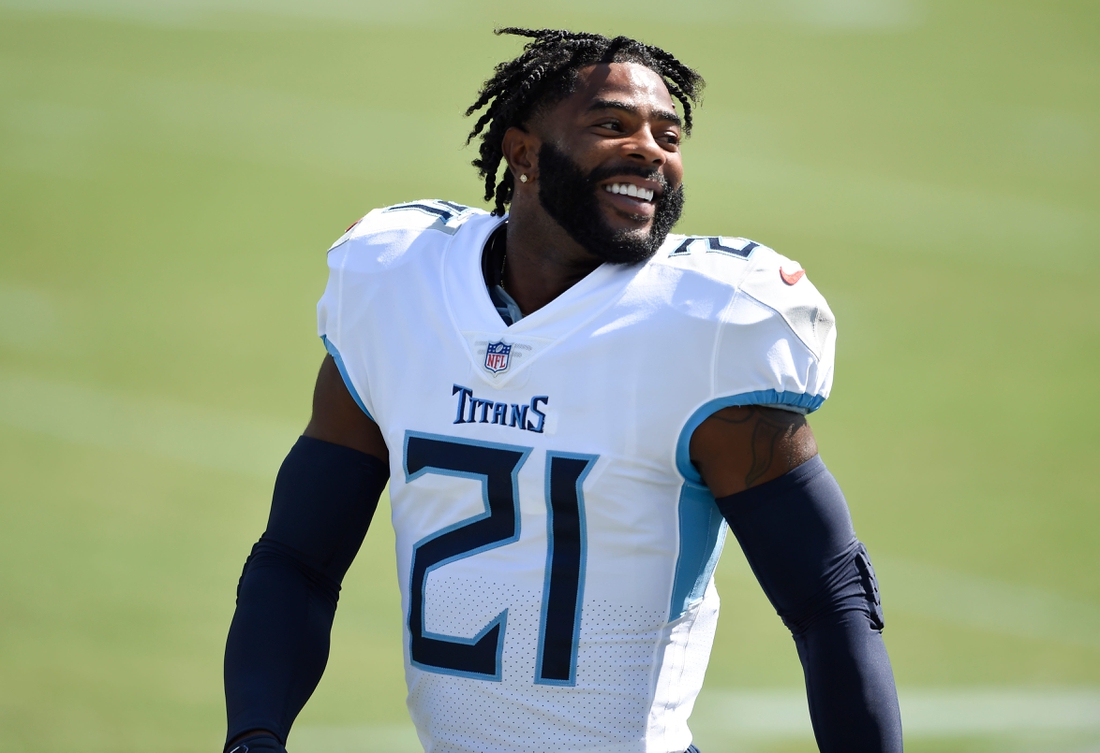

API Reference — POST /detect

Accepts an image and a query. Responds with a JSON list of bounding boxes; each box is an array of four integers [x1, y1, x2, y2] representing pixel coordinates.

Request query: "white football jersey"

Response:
[[317, 200, 835, 753]]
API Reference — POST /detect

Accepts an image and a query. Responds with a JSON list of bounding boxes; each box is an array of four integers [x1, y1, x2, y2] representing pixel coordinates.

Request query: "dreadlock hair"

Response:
[[466, 28, 704, 216]]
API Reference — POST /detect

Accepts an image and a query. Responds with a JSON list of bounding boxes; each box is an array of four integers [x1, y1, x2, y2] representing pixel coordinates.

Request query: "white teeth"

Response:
[[604, 183, 655, 202]]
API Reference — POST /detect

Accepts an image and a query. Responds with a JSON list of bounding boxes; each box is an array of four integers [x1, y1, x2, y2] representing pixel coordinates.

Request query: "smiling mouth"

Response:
[[603, 182, 656, 203]]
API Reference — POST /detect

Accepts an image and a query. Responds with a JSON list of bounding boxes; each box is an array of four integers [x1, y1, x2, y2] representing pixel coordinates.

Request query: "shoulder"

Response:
[[326, 199, 491, 273], [653, 233, 835, 360]]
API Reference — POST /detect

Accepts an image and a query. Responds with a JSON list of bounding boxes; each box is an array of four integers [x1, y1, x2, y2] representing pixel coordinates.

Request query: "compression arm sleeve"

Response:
[[223, 436, 389, 748], [714, 455, 903, 752]]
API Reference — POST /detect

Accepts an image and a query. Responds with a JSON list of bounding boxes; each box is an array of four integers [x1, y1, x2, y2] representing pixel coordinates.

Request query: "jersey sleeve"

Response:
[[316, 200, 481, 421], [712, 244, 836, 414]]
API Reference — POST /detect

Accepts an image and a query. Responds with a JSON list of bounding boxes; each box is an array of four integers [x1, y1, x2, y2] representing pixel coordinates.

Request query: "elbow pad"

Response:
[[713, 455, 884, 634], [715, 457, 902, 752]]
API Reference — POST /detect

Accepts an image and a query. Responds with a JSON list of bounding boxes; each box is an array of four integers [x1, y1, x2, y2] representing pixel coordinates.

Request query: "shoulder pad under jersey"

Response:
[[738, 244, 835, 361], [659, 233, 835, 360], [327, 199, 487, 255]]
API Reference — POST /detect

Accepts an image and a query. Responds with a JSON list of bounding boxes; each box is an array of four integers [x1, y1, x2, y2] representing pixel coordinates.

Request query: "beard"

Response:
[[535, 142, 685, 265]]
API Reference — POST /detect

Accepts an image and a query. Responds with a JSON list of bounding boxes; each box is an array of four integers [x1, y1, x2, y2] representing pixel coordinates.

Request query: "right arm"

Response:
[[692, 406, 902, 751], [223, 356, 389, 752]]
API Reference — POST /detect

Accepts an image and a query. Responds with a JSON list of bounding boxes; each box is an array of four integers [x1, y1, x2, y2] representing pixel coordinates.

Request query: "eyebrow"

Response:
[[586, 99, 682, 127]]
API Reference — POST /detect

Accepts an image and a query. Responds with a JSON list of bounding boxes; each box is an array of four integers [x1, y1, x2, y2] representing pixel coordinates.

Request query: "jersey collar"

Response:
[[442, 213, 642, 385]]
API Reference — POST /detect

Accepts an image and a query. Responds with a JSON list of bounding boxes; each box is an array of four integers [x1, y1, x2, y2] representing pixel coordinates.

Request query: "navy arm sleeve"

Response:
[[223, 436, 389, 749], [714, 455, 903, 752]]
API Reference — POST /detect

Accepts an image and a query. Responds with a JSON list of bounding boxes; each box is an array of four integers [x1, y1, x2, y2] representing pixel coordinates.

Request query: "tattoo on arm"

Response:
[[710, 407, 809, 488]]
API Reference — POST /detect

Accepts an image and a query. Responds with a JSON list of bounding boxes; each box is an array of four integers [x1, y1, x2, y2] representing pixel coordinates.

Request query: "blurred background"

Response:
[[1, 1, 1097, 751]]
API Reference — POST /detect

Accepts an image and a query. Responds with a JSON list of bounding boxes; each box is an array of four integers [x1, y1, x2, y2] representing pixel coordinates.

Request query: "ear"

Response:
[[501, 126, 540, 184]]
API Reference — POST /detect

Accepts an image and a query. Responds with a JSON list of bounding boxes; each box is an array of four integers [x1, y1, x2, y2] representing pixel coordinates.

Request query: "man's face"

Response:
[[531, 63, 686, 264]]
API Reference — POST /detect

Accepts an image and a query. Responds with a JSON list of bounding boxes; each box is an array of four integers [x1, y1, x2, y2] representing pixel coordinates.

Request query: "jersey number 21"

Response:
[[404, 432, 597, 686]]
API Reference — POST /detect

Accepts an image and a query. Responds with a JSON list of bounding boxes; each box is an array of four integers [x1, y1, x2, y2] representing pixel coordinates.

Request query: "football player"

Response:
[[223, 28, 903, 753]]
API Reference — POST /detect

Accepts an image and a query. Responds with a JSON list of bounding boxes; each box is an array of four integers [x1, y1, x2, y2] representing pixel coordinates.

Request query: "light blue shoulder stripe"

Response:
[[321, 335, 374, 421], [675, 390, 825, 486], [669, 483, 728, 619], [667, 389, 823, 618]]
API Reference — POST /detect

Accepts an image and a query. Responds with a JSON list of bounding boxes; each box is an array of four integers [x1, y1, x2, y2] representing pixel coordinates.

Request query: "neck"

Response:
[[501, 195, 603, 316]]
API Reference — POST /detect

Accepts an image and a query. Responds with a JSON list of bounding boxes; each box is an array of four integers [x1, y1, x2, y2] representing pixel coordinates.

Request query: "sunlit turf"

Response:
[[1, 2, 1097, 751]]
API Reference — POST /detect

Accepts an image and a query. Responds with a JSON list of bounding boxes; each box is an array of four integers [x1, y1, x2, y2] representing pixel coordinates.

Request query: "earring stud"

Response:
[[519, 174, 528, 183]]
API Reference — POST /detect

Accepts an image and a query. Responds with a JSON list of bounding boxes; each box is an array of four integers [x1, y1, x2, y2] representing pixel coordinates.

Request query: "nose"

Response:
[[623, 125, 667, 166]]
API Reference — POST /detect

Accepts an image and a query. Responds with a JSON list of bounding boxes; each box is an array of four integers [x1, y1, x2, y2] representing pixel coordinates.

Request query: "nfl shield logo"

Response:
[[484, 341, 512, 374]]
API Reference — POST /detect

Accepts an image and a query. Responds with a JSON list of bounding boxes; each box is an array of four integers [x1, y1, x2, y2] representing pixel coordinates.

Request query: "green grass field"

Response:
[[1, 1, 1098, 751]]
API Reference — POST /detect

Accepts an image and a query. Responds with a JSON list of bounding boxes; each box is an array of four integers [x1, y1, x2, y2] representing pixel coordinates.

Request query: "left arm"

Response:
[[691, 406, 903, 752]]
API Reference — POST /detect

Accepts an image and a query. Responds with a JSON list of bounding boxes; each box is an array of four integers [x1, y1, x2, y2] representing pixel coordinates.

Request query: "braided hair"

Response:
[[466, 28, 704, 216]]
